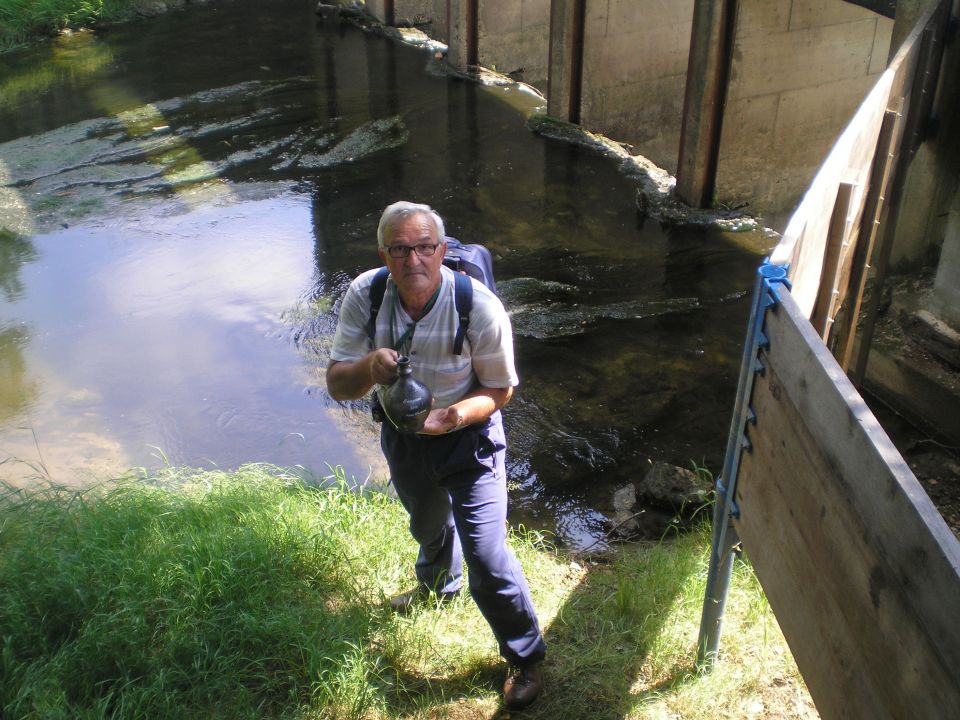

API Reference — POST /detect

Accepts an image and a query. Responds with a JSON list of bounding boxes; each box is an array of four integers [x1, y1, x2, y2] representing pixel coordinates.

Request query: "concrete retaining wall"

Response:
[[405, 0, 449, 42], [580, 0, 694, 175], [717, 0, 893, 215], [366, 0, 449, 42], [361, 0, 894, 218], [932, 194, 960, 329], [478, 0, 551, 91]]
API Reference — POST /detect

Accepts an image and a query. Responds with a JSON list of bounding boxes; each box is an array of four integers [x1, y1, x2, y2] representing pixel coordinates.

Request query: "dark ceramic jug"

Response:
[[380, 356, 433, 433]]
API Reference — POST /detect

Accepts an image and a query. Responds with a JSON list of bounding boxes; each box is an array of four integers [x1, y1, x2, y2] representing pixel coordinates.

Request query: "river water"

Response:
[[0, 0, 774, 547]]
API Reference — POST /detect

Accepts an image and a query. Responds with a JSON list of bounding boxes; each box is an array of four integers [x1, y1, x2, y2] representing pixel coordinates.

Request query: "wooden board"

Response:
[[811, 179, 854, 338], [733, 289, 960, 720]]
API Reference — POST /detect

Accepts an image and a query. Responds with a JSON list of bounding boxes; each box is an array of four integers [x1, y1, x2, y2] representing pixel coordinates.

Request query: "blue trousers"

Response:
[[381, 411, 547, 666]]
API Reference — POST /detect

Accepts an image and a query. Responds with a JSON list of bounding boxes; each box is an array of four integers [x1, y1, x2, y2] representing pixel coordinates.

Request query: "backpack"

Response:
[[366, 237, 496, 356]]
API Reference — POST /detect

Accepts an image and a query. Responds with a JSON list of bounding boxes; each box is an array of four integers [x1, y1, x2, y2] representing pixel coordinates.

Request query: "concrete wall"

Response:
[[932, 192, 960, 329], [364, 0, 896, 218], [366, 0, 449, 42], [403, 0, 450, 42], [887, 0, 960, 270], [365, 0, 550, 86], [478, 0, 551, 91], [363, 0, 389, 23], [579, 0, 695, 175], [716, 0, 893, 217]]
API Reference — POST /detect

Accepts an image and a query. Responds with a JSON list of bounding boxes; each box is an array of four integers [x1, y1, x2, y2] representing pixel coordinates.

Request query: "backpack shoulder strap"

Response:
[[453, 271, 473, 356], [366, 267, 390, 346]]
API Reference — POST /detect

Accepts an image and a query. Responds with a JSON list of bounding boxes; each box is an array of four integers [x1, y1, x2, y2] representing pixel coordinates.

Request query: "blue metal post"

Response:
[[697, 261, 789, 667]]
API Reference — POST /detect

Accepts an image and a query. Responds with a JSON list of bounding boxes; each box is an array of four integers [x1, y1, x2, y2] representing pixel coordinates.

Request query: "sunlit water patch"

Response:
[[0, 194, 384, 486]]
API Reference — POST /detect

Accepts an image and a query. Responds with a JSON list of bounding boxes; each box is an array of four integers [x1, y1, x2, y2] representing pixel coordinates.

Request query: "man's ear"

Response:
[[377, 247, 387, 263]]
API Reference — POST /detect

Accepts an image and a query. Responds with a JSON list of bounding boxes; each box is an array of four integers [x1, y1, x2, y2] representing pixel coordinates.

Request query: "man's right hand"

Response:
[[368, 347, 400, 386], [327, 348, 399, 401]]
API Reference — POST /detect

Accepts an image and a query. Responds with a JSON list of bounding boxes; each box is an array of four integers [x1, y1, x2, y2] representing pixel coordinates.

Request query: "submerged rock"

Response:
[[610, 483, 640, 534], [137, 1, 170, 17], [638, 461, 712, 512], [296, 116, 409, 169], [499, 276, 700, 339], [597, 462, 715, 543]]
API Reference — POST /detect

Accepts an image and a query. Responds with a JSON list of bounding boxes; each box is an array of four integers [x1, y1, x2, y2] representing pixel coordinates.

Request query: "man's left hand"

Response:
[[418, 406, 463, 435]]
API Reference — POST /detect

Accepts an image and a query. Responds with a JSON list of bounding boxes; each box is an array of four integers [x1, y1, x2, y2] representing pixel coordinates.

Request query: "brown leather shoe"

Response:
[[388, 587, 459, 613], [503, 661, 543, 709]]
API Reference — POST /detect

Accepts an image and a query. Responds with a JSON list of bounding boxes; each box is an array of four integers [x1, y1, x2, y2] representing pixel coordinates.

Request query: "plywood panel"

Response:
[[733, 289, 960, 720]]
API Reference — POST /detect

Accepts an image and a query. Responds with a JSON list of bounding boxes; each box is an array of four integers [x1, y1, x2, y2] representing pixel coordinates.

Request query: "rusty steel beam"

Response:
[[547, 0, 586, 124], [675, 0, 738, 209]]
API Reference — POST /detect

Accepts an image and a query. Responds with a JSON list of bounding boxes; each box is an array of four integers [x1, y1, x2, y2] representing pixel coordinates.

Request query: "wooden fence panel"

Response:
[[733, 289, 960, 720], [770, 0, 950, 330]]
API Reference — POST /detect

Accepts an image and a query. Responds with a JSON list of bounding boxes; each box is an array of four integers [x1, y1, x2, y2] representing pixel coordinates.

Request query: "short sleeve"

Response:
[[468, 285, 519, 389], [329, 270, 378, 363]]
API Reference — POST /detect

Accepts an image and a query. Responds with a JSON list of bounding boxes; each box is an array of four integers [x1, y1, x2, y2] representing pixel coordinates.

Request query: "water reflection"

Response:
[[0, 325, 35, 422], [0, 31, 115, 134], [0, 1, 774, 546], [0, 230, 37, 301]]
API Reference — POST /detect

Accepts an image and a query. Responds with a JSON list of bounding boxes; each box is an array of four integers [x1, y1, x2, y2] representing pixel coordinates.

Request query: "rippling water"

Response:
[[0, 0, 774, 547]]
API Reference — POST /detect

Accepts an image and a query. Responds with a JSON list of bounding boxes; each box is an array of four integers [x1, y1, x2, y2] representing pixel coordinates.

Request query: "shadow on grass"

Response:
[[364, 526, 707, 720]]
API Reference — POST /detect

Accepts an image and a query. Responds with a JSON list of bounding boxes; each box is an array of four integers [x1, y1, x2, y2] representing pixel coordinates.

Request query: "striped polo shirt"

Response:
[[330, 265, 519, 408]]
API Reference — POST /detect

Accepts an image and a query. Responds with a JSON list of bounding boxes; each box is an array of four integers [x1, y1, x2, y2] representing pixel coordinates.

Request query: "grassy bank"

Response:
[[0, 0, 182, 52], [0, 465, 816, 719]]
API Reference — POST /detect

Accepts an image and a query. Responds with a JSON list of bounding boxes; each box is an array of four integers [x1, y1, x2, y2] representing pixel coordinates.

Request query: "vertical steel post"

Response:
[[697, 262, 789, 666]]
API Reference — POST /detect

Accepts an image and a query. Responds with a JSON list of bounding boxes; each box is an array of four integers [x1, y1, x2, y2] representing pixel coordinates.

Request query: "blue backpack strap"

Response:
[[453, 271, 473, 356], [366, 267, 390, 346]]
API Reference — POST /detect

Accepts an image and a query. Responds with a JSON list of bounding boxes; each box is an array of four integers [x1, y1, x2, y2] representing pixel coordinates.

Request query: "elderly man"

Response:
[[327, 200, 546, 709]]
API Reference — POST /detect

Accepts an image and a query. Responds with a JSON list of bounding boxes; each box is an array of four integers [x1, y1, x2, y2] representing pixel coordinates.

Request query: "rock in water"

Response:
[[638, 461, 712, 511]]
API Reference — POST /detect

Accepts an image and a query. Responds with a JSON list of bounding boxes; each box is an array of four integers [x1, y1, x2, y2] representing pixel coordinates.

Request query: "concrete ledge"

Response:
[[861, 279, 960, 447], [864, 349, 960, 447]]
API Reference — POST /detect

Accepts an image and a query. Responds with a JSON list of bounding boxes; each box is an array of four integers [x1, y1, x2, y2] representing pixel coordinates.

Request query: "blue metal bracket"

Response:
[[715, 475, 728, 497], [697, 260, 791, 666], [760, 260, 792, 306]]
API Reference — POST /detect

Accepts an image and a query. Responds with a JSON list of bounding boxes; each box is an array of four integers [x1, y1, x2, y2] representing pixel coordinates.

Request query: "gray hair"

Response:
[[376, 201, 446, 248]]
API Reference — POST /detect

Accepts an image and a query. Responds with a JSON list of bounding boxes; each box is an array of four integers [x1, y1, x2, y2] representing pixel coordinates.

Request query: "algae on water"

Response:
[[0, 80, 411, 234]]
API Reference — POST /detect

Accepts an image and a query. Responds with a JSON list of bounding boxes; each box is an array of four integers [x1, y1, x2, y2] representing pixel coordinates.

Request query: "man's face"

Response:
[[378, 213, 446, 300]]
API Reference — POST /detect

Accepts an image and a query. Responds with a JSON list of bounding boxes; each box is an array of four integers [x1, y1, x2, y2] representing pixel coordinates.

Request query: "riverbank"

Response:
[[0, 0, 211, 52], [0, 466, 817, 719]]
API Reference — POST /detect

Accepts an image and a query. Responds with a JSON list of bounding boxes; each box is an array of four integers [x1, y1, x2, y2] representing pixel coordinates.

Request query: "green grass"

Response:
[[0, 0, 152, 51], [0, 465, 815, 719]]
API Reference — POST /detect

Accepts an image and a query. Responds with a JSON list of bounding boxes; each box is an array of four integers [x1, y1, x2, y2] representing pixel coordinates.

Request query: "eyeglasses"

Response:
[[385, 243, 440, 259]]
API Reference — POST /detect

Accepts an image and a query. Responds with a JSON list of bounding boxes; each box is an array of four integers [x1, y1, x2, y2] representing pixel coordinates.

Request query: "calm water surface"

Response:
[[0, 0, 774, 547]]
